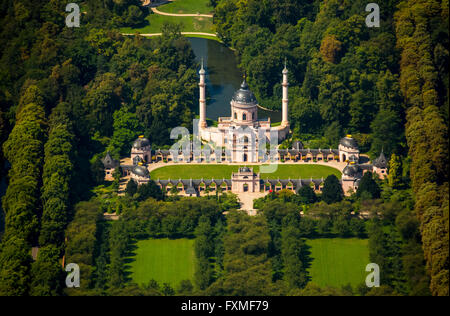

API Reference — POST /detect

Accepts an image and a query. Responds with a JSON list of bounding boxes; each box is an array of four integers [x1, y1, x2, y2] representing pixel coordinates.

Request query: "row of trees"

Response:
[[39, 102, 75, 247], [205, 211, 283, 295], [395, 0, 449, 296], [193, 215, 226, 290], [260, 201, 308, 290], [0, 85, 47, 295]]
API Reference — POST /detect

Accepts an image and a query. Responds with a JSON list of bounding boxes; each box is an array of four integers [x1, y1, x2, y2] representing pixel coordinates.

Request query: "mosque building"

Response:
[[197, 61, 290, 163], [102, 64, 388, 197]]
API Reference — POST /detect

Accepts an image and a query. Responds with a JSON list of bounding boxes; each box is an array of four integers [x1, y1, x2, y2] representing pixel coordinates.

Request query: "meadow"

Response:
[[150, 164, 341, 180], [127, 238, 195, 287], [121, 14, 213, 34], [306, 238, 370, 288], [160, 0, 213, 15], [121, 0, 214, 35]]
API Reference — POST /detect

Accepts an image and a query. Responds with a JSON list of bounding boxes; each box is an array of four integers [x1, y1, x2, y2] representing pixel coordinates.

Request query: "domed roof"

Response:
[[133, 136, 150, 149], [340, 136, 358, 149], [232, 79, 257, 105], [343, 164, 361, 177], [132, 165, 150, 178]]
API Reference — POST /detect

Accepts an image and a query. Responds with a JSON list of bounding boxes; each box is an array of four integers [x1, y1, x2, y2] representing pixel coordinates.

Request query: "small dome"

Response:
[[339, 136, 358, 149], [133, 137, 150, 149], [132, 165, 150, 178], [343, 164, 361, 177], [232, 79, 257, 105]]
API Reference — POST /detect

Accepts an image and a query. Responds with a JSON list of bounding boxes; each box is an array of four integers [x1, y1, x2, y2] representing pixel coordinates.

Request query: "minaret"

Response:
[[199, 58, 207, 128], [281, 59, 289, 127]]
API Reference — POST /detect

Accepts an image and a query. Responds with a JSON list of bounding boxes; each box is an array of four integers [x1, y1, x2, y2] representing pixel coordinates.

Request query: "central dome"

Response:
[[132, 136, 150, 149], [232, 79, 257, 105]]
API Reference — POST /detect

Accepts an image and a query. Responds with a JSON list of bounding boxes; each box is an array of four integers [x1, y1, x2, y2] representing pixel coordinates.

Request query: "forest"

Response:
[[211, 0, 448, 295], [0, 0, 448, 296]]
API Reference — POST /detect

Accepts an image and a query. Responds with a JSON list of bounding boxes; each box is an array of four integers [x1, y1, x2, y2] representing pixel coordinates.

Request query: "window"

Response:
[[243, 113, 247, 121], [234, 112, 237, 119], [252, 113, 255, 120]]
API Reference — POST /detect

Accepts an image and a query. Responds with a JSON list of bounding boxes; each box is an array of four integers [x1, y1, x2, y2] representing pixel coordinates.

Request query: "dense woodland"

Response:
[[0, 0, 448, 296]]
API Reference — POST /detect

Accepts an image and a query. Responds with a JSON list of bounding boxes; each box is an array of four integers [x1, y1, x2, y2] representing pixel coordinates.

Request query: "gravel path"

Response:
[[151, 7, 213, 18]]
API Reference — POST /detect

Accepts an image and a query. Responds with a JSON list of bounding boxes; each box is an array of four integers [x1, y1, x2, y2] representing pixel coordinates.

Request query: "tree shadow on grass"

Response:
[[123, 239, 139, 282], [301, 241, 314, 284]]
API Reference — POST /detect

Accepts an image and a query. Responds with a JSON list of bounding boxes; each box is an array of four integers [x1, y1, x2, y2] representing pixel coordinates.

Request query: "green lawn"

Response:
[[150, 164, 341, 180], [121, 13, 213, 34], [127, 238, 195, 287], [160, 0, 213, 15], [306, 238, 370, 288]]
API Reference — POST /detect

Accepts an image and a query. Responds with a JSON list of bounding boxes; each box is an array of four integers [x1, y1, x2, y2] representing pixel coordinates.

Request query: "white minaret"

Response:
[[281, 59, 289, 127], [199, 58, 207, 128]]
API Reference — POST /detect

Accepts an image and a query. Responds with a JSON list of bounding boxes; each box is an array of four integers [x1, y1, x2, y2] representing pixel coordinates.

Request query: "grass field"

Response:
[[161, 0, 213, 15], [121, 0, 214, 35], [306, 238, 370, 288], [121, 13, 213, 34], [150, 164, 341, 180], [127, 238, 195, 287]]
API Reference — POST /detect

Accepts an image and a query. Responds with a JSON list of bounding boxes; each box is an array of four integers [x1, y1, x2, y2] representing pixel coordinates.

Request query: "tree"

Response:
[[177, 279, 194, 295], [321, 175, 343, 204], [320, 35, 342, 63], [39, 103, 74, 247], [108, 107, 143, 157], [91, 157, 105, 185], [317, 218, 332, 235], [370, 109, 403, 158], [333, 216, 351, 237], [126, 179, 138, 196], [0, 236, 33, 296], [125, 5, 144, 27], [349, 218, 366, 238], [83, 72, 125, 136], [136, 181, 164, 201], [29, 245, 64, 296], [297, 185, 317, 204], [2, 89, 47, 243], [388, 153, 403, 189], [162, 283, 175, 296], [356, 172, 381, 199]]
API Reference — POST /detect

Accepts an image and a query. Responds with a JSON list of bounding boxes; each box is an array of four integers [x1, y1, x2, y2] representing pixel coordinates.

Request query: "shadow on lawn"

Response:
[[301, 242, 314, 284], [123, 239, 139, 282]]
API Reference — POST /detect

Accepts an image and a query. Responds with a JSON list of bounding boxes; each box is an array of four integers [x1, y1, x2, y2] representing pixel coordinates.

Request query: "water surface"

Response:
[[187, 38, 281, 122]]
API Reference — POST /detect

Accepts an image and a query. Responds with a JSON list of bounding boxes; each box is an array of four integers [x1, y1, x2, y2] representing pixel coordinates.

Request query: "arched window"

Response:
[[234, 112, 237, 119], [252, 113, 255, 120], [243, 113, 247, 121], [243, 136, 249, 144]]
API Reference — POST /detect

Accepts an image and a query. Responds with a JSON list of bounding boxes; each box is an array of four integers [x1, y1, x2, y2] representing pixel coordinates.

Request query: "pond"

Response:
[[187, 37, 281, 123]]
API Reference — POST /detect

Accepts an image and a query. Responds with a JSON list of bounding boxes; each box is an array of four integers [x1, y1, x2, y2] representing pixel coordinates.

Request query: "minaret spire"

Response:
[[199, 57, 207, 128], [281, 58, 289, 127]]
